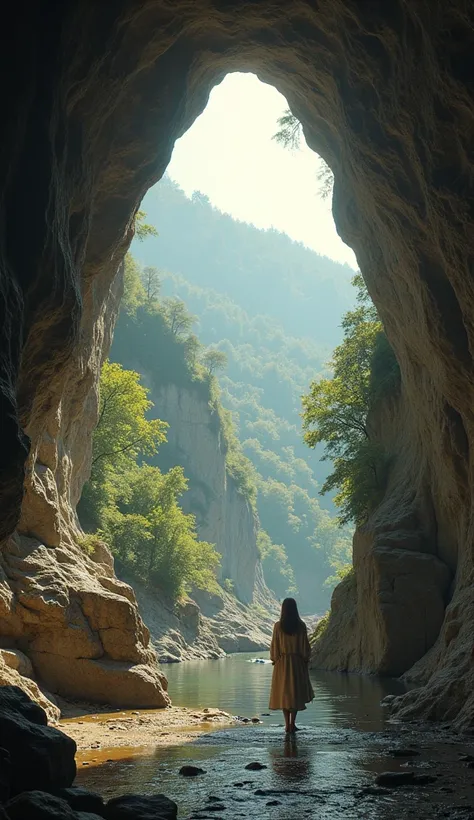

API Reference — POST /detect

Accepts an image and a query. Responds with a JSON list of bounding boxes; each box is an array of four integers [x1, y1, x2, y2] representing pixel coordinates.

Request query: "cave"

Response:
[[1, 0, 474, 738]]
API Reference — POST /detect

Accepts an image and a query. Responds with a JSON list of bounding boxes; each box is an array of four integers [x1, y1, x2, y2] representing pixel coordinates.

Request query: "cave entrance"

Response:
[[111, 72, 357, 616]]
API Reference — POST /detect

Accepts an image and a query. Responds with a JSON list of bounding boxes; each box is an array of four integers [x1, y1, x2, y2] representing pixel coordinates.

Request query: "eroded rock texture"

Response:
[[1, 1, 474, 721]]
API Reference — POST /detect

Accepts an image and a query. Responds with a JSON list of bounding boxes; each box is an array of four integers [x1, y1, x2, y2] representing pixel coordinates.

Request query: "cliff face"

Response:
[[0, 263, 169, 710], [312, 391, 453, 677], [112, 377, 275, 661], [152, 383, 260, 605], [312, 383, 474, 729], [2, 1, 474, 725]]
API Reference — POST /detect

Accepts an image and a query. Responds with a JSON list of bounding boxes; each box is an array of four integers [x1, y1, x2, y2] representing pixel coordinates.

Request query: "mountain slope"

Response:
[[133, 178, 355, 610]]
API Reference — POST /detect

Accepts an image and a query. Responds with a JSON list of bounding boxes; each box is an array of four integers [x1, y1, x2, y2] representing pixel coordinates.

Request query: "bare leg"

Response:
[[289, 710, 298, 733], [283, 709, 291, 732]]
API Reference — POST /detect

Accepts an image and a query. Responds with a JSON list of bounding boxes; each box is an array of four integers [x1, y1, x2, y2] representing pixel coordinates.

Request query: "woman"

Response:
[[269, 598, 314, 734]]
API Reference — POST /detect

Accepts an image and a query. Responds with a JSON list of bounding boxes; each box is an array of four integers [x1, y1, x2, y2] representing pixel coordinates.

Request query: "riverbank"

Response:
[[60, 701, 234, 760]]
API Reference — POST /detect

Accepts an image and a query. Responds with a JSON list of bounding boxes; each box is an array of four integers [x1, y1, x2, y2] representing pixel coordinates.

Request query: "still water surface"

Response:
[[77, 653, 421, 819], [163, 651, 404, 731]]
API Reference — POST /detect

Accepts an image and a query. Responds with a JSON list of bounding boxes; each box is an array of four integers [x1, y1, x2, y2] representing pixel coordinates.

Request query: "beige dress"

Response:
[[269, 620, 314, 711]]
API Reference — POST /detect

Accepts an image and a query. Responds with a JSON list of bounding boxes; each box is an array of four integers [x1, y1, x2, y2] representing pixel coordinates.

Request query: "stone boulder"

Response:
[[1, 535, 170, 708], [0, 687, 76, 796], [104, 794, 177, 820], [52, 787, 105, 816], [5, 792, 78, 819], [0, 653, 60, 724], [4, 791, 105, 819]]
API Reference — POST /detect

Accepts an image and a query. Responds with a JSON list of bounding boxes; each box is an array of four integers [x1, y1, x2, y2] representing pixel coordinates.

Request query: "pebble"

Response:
[[180, 765, 206, 777], [245, 762, 267, 771]]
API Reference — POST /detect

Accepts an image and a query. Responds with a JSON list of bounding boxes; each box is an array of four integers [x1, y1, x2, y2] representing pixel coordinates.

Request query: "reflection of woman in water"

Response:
[[269, 598, 314, 734]]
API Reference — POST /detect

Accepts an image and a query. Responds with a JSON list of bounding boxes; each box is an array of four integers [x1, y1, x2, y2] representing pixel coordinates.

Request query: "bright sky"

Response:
[[166, 73, 357, 269]]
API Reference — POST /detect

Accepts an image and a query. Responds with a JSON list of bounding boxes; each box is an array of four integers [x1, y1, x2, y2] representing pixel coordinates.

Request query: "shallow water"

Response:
[[77, 653, 474, 819], [162, 651, 404, 731]]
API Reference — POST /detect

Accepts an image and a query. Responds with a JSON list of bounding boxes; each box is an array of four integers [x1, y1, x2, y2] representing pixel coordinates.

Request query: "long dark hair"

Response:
[[280, 597, 303, 635]]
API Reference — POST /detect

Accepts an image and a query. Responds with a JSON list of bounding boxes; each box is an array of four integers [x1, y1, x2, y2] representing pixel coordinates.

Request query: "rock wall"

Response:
[[149, 383, 260, 605], [131, 571, 274, 663], [108, 378, 275, 660], [0, 258, 170, 710], [312, 392, 453, 676], [2, 1, 474, 725]]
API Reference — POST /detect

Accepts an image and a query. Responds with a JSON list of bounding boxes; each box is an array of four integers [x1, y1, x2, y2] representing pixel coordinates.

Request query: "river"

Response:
[[76, 653, 474, 819]]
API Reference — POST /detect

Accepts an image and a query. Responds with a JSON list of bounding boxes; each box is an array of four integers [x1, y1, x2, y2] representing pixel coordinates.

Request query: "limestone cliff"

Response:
[[104, 362, 275, 658], [2, 1, 474, 728], [0, 264, 169, 711], [149, 383, 261, 605]]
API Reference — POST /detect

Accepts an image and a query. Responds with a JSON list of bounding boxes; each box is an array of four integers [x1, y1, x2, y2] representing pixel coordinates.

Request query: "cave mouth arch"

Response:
[[123, 69, 358, 614], [2, 1, 474, 727]]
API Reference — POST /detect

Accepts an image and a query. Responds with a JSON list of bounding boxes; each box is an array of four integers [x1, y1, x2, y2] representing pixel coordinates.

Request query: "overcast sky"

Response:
[[166, 72, 357, 270]]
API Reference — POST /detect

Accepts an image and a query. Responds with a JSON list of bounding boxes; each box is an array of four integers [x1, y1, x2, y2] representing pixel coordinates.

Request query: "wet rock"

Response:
[[459, 754, 474, 763], [245, 762, 267, 771], [52, 787, 105, 815], [179, 766, 206, 777], [0, 687, 76, 795], [0, 749, 11, 803], [4, 791, 78, 819], [0, 686, 47, 726], [375, 772, 416, 787], [412, 774, 438, 785], [233, 783, 244, 788], [266, 800, 281, 806], [358, 786, 392, 797], [389, 749, 421, 758], [375, 771, 438, 788], [104, 794, 177, 819]]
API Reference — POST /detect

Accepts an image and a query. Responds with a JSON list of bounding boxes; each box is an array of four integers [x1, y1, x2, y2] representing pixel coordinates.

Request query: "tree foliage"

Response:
[[101, 464, 219, 597], [202, 347, 228, 375], [142, 266, 161, 302], [273, 108, 334, 200], [272, 110, 303, 150], [135, 210, 158, 241], [78, 359, 219, 599], [302, 275, 400, 526], [91, 361, 167, 481]]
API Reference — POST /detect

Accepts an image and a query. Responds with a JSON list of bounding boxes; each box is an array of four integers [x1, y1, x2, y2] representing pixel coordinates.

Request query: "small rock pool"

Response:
[[76, 653, 474, 819]]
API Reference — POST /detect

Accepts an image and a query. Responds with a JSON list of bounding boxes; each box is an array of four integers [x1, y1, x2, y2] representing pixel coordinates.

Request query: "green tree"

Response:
[[79, 358, 219, 599], [102, 464, 219, 597], [302, 275, 399, 525], [135, 210, 158, 240], [142, 266, 161, 302], [273, 108, 333, 199], [123, 253, 146, 315], [162, 297, 196, 337], [273, 109, 303, 150], [202, 347, 228, 375], [183, 333, 202, 369], [91, 360, 167, 482]]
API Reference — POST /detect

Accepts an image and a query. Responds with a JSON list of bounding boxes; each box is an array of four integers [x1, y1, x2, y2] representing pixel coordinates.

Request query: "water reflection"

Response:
[[270, 740, 311, 783], [163, 652, 405, 731], [77, 654, 412, 819]]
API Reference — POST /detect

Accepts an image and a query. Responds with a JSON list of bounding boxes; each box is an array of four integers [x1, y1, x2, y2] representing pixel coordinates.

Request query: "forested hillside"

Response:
[[131, 178, 356, 610]]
